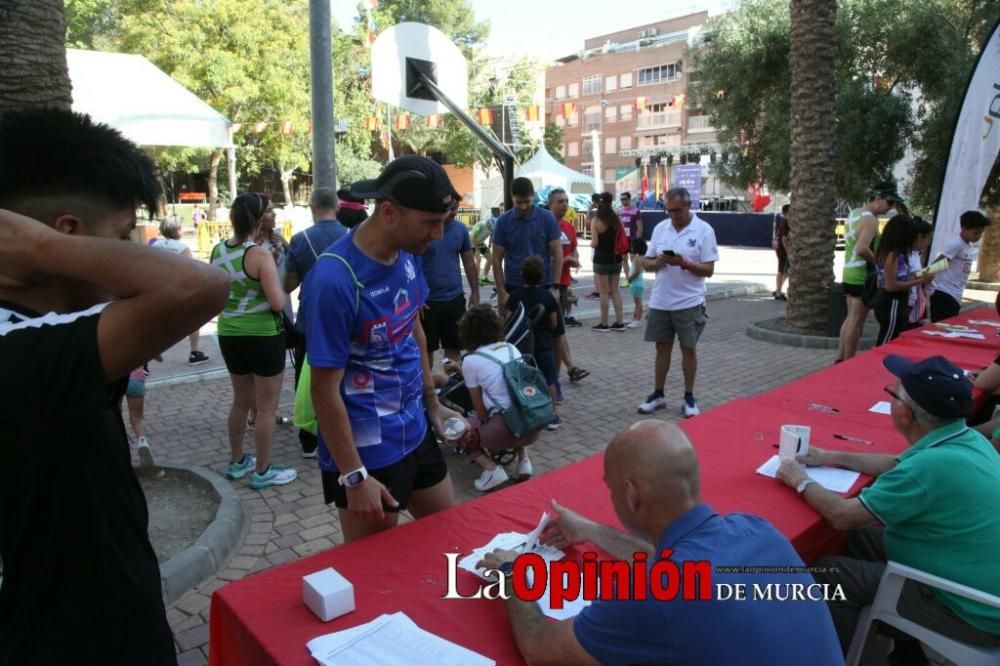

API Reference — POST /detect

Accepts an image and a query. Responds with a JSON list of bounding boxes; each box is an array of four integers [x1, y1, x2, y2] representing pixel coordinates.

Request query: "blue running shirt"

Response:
[[303, 233, 429, 472]]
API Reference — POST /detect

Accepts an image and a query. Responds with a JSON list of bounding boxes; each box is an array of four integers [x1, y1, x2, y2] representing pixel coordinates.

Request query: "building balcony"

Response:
[[635, 110, 681, 131], [687, 115, 714, 132]]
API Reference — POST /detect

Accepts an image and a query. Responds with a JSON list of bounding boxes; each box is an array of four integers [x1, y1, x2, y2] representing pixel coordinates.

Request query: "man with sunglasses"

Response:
[[638, 187, 718, 418], [777, 355, 1000, 659]]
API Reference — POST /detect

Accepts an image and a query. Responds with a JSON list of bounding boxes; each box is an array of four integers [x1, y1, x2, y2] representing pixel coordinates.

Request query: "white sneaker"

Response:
[[517, 458, 534, 480], [474, 466, 509, 492], [136, 436, 154, 469], [638, 393, 666, 414], [682, 397, 701, 418], [626, 320, 642, 329]]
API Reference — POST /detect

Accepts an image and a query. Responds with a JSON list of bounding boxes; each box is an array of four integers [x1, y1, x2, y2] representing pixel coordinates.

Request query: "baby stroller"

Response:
[[437, 301, 547, 465]]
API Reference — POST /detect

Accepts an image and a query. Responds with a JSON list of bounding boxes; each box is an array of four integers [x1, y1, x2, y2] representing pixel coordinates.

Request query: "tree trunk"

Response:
[[279, 164, 294, 205], [786, 0, 838, 332], [207, 148, 223, 221], [979, 205, 1000, 282], [0, 0, 72, 111]]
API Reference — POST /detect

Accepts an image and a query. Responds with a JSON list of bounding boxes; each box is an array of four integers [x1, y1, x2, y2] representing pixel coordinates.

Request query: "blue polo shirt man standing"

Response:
[[421, 195, 479, 367], [492, 177, 562, 312]]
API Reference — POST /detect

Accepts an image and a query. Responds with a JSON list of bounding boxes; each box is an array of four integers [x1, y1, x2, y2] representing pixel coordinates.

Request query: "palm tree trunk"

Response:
[[786, 0, 838, 332], [0, 0, 72, 111]]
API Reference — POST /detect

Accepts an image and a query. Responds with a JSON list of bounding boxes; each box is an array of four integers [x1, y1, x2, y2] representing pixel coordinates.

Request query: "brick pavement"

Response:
[[143, 291, 839, 663]]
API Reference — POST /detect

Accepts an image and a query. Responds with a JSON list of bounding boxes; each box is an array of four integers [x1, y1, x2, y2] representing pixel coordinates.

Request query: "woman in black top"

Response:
[[589, 195, 625, 332]]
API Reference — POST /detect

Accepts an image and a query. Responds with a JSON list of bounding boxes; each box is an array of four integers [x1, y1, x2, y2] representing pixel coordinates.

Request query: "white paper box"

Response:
[[303, 568, 355, 622]]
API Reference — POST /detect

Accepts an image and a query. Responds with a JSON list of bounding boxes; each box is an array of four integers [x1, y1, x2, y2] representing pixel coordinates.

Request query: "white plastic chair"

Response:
[[846, 561, 1000, 666]]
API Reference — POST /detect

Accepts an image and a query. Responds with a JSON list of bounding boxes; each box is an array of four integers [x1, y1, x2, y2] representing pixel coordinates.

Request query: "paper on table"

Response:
[[969, 319, 1000, 326], [756, 455, 860, 493], [458, 512, 565, 580], [923, 329, 986, 340], [869, 401, 892, 414], [307, 612, 494, 666]]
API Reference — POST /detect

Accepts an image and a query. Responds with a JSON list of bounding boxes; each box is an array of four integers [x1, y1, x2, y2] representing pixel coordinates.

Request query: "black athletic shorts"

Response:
[[218, 334, 286, 377], [423, 295, 466, 353], [321, 429, 448, 511], [843, 282, 864, 298]]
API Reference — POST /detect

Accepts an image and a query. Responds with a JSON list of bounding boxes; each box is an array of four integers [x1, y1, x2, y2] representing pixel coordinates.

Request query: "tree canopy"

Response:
[[690, 0, 999, 208]]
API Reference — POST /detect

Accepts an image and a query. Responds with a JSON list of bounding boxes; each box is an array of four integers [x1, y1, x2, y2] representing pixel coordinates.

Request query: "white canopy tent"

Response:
[[67, 49, 236, 197], [480, 147, 595, 210]]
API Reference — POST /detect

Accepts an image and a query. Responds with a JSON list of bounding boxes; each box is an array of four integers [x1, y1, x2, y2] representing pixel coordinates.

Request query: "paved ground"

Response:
[[139, 246, 992, 663]]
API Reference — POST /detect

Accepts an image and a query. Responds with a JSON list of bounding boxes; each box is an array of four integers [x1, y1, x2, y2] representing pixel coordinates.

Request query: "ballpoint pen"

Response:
[[833, 434, 873, 445]]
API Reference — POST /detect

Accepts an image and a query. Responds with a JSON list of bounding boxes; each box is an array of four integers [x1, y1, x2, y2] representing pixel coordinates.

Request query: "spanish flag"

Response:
[[476, 108, 494, 125], [395, 114, 411, 130], [672, 93, 686, 110], [279, 120, 293, 135], [425, 113, 442, 128], [561, 102, 576, 118], [635, 97, 647, 112], [523, 105, 541, 122], [252, 122, 268, 134], [364, 116, 379, 130]]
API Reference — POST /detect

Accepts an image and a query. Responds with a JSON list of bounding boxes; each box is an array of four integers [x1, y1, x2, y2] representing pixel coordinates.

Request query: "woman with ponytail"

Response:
[[210, 193, 298, 489]]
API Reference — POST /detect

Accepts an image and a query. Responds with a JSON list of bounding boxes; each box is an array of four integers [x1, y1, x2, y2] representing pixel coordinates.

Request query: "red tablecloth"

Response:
[[208, 307, 1000, 666]]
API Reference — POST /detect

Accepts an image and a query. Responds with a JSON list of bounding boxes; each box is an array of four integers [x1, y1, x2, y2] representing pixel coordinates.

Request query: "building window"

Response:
[[582, 75, 602, 96], [568, 82, 579, 98], [568, 141, 579, 157], [637, 62, 683, 86], [620, 104, 633, 121], [605, 105, 617, 122], [604, 137, 617, 154], [581, 165, 594, 176], [620, 72, 633, 89], [555, 85, 565, 99], [582, 139, 594, 160], [604, 76, 617, 92], [620, 136, 632, 151], [555, 114, 566, 128], [583, 107, 602, 131]]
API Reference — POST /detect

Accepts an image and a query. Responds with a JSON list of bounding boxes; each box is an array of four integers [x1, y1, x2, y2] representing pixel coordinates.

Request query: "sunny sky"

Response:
[[333, 0, 732, 63]]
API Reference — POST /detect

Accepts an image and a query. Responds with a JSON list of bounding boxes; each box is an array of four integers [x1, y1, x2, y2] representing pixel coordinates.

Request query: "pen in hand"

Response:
[[833, 434, 873, 445]]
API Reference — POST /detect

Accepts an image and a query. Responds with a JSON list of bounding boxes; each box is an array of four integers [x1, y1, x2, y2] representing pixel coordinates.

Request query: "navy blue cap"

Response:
[[882, 355, 971, 419], [350, 155, 455, 213]]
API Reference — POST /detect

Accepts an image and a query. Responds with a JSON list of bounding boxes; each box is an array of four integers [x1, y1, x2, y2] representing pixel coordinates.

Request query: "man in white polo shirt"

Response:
[[638, 187, 718, 417]]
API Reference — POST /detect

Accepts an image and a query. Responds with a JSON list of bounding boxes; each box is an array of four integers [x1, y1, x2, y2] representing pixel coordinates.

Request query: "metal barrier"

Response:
[[456, 207, 481, 227], [196, 219, 295, 257]]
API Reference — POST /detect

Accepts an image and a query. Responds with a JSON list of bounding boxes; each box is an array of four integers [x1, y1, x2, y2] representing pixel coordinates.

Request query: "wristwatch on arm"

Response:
[[338, 466, 369, 488]]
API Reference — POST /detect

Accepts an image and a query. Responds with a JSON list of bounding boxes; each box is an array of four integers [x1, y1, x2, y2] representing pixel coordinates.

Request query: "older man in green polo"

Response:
[[778, 355, 1000, 659]]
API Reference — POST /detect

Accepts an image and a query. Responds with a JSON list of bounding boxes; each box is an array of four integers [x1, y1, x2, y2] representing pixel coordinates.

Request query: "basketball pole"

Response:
[[409, 69, 515, 211]]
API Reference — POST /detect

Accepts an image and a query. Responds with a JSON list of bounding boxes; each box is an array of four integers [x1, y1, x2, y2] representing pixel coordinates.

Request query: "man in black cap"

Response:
[[302, 155, 466, 542], [778, 355, 1000, 659]]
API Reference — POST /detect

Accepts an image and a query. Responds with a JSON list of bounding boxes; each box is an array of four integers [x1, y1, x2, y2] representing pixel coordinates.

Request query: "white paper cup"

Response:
[[443, 417, 467, 441], [779, 425, 810, 461]]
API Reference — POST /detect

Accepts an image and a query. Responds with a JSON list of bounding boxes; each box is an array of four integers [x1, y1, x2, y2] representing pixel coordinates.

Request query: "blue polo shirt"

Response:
[[302, 233, 429, 472], [421, 219, 472, 302], [287, 219, 349, 332], [573, 504, 842, 665], [492, 206, 560, 287]]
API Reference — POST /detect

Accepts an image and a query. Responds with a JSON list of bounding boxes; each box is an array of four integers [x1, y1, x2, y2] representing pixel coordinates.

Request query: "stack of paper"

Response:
[[756, 455, 860, 493], [307, 612, 494, 665]]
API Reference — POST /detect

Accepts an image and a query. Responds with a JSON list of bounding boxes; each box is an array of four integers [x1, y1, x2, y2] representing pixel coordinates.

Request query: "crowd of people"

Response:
[[3, 108, 999, 665]]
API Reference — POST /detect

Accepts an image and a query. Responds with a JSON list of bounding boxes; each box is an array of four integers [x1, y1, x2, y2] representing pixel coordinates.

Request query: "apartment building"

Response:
[[544, 12, 721, 195]]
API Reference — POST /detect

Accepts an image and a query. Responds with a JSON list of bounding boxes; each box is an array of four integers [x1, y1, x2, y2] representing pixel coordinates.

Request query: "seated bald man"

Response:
[[479, 421, 842, 665]]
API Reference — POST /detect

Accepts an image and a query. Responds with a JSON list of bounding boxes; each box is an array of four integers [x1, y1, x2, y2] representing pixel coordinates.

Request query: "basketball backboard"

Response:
[[371, 22, 468, 116]]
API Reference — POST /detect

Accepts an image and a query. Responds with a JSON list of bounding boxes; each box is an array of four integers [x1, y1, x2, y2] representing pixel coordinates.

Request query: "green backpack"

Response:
[[473, 345, 554, 437], [293, 252, 363, 437]]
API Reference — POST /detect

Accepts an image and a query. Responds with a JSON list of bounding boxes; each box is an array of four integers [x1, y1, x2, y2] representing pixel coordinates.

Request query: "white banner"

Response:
[[931, 19, 1000, 258]]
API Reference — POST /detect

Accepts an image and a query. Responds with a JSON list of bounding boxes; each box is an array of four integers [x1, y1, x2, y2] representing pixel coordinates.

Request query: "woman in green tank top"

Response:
[[210, 193, 297, 490]]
